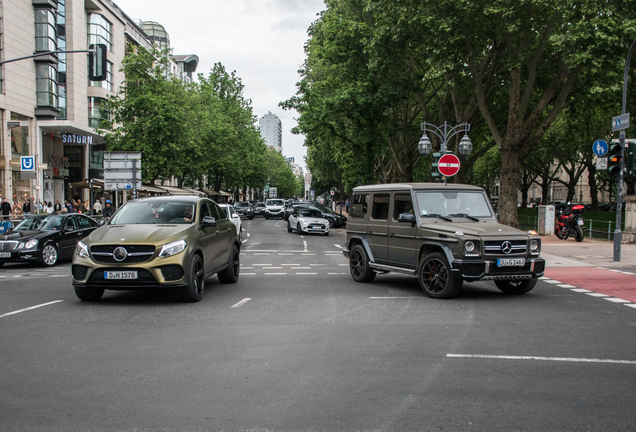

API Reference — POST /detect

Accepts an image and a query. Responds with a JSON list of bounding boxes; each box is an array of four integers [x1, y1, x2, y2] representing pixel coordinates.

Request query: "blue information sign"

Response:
[[593, 140, 608, 157]]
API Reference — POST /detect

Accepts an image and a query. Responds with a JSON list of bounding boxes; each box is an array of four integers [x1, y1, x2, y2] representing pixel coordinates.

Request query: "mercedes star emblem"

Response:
[[501, 241, 513, 254], [113, 246, 128, 262]]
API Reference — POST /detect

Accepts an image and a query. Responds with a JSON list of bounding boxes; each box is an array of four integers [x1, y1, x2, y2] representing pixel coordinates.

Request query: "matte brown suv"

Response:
[[343, 183, 545, 298]]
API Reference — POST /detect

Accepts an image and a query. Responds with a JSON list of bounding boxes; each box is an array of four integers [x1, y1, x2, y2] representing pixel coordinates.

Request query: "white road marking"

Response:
[[34, 269, 55, 272], [586, 293, 609, 297], [325, 254, 341, 256], [281, 264, 300, 266], [303, 241, 308, 252], [334, 244, 344, 249], [243, 250, 277, 252], [339, 264, 348, 266], [241, 239, 248, 243], [278, 253, 293, 256], [370, 297, 423, 299], [254, 253, 270, 255], [447, 354, 636, 365], [231, 298, 251, 308], [275, 221, 283, 227], [294, 267, 312, 270], [247, 233, 250, 237], [625, 304, 636, 309], [240, 267, 254, 269], [539, 276, 550, 280], [0, 300, 64, 319], [557, 284, 576, 288], [310, 264, 326, 266], [570, 288, 592, 293], [241, 273, 256, 275], [51, 275, 69, 278], [13, 275, 22, 278], [265, 273, 287, 275], [296, 272, 317, 275], [267, 267, 284, 270], [253, 264, 272, 266], [328, 272, 348, 275], [604, 298, 630, 303], [544, 280, 562, 284], [0, 276, 6, 278]]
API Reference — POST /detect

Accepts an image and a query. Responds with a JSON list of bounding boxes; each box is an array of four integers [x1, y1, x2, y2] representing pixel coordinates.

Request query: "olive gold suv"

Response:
[[343, 183, 545, 298]]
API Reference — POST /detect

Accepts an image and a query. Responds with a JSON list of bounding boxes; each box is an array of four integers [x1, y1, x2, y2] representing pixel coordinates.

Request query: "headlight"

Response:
[[17, 242, 25, 249], [25, 239, 38, 249], [301, 218, 307, 225], [325, 220, 329, 226], [464, 240, 475, 253], [76, 241, 89, 258], [530, 239, 539, 251], [159, 240, 187, 257]]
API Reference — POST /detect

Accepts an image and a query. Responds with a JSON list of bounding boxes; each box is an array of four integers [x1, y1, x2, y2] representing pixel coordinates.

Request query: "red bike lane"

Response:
[[544, 267, 636, 303]]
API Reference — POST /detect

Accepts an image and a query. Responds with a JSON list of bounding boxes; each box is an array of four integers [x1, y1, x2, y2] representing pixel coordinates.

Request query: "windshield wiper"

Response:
[[448, 213, 480, 222], [421, 213, 453, 222]]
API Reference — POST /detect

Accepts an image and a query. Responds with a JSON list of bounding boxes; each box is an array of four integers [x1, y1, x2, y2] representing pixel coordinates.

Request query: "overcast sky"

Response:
[[113, 0, 326, 173]]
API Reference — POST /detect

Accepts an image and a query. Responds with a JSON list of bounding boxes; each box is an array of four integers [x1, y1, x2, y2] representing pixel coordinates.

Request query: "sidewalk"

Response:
[[540, 235, 636, 268]]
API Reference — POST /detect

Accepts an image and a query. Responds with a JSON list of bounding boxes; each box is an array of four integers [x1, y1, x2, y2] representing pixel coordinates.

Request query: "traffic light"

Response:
[[88, 44, 108, 81], [607, 143, 622, 177], [431, 152, 442, 182], [626, 141, 636, 177]]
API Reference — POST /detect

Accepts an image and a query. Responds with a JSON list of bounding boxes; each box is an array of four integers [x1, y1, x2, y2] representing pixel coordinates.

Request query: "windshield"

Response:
[[109, 201, 196, 224], [234, 202, 250, 208], [13, 215, 64, 231], [299, 209, 322, 218], [255, 202, 264, 207], [415, 191, 492, 218], [266, 200, 284, 206]]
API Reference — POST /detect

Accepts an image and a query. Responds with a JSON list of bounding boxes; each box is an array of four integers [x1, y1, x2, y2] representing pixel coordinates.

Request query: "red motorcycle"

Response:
[[555, 204, 585, 242]]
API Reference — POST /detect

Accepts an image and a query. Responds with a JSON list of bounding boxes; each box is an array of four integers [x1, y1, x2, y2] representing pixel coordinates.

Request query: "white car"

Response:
[[287, 207, 330, 236], [265, 198, 285, 219], [218, 204, 243, 242]]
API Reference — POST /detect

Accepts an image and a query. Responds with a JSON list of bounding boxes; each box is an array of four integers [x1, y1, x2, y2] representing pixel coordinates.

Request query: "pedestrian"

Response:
[[1, 198, 11, 220], [12, 201, 22, 217], [345, 199, 350, 214], [93, 199, 102, 214], [54, 200, 62, 213], [64, 200, 73, 213], [78, 199, 87, 214], [23, 198, 32, 216], [102, 199, 116, 220], [46, 202, 54, 214]]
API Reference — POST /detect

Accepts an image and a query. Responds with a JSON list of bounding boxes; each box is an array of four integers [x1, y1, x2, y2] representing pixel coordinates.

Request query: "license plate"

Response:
[[497, 258, 525, 267], [105, 271, 138, 280], [0, 252, 10, 258], [577, 219, 584, 226]]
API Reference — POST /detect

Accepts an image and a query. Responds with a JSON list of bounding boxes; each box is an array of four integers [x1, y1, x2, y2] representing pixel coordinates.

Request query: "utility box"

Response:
[[538, 205, 555, 235]]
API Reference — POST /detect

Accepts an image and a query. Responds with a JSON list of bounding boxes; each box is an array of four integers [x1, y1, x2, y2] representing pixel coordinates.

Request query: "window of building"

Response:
[[35, 9, 57, 52], [56, 0, 66, 119], [36, 63, 58, 107], [87, 14, 112, 52], [0, 16, 4, 94], [88, 97, 109, 128], [372, 194, 390, 220], [88, 61, 112, 91]]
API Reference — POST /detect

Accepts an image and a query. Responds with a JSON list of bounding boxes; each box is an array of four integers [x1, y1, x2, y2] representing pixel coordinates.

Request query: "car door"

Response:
[[367, 193, 390, 262], [59, 215, 81, 257], [211, 202, 233, 271], [76, 215, 98, 242], [198, 201, 219, 272], [388, 192, 418, 268]]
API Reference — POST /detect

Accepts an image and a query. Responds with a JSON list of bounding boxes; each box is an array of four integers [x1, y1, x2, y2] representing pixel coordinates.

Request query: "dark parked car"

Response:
[[284, 201, 311, 220], [0, 213, 99, 267], [233, 201, 254, 219], [253, 202, 266, 217]]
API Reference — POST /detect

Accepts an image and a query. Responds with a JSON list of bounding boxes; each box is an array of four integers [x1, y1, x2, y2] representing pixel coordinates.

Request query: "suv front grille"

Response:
[[0, 241, 18, 251], [90, 245, 156, 264], [484, 240, 527, 255]]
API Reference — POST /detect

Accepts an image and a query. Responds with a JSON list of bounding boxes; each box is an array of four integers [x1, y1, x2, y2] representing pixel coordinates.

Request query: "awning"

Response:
[[140, 184, 168, 194], [159, 185, 195, 195], [202, 189, 219, 195], [219, 190, 232, 196], [72, 179, 104, 189], [182, 187, 206, 196]]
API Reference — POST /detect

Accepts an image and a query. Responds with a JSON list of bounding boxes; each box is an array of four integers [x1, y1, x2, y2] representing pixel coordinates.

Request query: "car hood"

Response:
[[1, 230, 54, 241], [301, 217, 328, 224], [87, 224, 193, 245], [421, 220, 529, 238]]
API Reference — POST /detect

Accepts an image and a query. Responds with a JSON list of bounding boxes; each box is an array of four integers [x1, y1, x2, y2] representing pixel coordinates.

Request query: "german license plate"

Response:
[[497, 258, 525, 267], [577, 219, 584, 226], [105, 271, 138, 280], [0, 252, 10, 258]]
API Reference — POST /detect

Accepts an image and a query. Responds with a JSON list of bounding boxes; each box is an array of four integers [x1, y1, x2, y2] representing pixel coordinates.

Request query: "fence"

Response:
[[518, 215, 623, 241]]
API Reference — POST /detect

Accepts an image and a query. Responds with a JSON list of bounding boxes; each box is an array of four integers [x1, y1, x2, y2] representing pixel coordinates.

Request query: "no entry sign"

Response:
[[438, 153, 460, 177]]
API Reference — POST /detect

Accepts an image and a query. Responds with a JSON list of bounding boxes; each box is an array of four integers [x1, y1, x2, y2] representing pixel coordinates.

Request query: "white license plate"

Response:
[[105, 271, 138, 280], [577, 219, 584, 226], [0, 252, 10, 258], [497, 258, 525, 267]]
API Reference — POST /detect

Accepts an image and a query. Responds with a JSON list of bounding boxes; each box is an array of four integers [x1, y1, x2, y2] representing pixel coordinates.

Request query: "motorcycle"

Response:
[[555, 204, 585, 242]]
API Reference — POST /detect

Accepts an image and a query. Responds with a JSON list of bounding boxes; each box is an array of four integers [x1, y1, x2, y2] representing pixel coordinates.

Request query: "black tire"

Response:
[[349, 244, 376, 282], [218, 244, 240, 284], [74, 286, 105, 301], [265, 215, 269, 219], [181, 254, 205, 302], [495, 277, 538, 294], [555, 225, 567, 240], [323, 231, 329, 236], [418, 252, 462, 298], [287, 222, 292, 233], [297, 223, 302, 235], [249, 215, 254, 220], [0, 262, 4, 267], [574, 225, 584, 242], [40, 242, 58, 266], [326, 218, 335, 228]]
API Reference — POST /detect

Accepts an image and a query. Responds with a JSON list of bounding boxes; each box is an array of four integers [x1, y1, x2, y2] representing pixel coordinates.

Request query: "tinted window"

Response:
[[200, 202, 212, 220], [299, 209, 322, 218], [415, 191, 492, 217], [393, 193, 414, 219], [235, 202, 250, 208], [77, 215, 97, 229], [64, 216, 78, 230], [372, 194, 390, 220], [210, 202, 224, 220], [350, 194, 368, 218]]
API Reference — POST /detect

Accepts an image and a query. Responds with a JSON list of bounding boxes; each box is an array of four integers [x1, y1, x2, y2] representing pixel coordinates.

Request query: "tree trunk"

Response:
[[498, 147, 521, 228], [586, 162, 599, 210]]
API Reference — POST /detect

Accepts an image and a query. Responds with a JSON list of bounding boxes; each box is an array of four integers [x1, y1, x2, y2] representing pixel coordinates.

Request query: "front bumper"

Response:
[[0, 249, 42, 263], [265, 208, 285, 217], [451, 258, 545, 281], [300, 224, 329, 234]]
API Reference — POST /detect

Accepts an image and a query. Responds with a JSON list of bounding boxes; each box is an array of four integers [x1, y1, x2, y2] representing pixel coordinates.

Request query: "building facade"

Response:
[[0, 0, 197, 207], [259, 111, 282, 152]]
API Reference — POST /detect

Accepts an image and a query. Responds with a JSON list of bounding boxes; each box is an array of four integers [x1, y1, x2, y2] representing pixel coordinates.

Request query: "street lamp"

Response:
[[418, 121, 472, 156]]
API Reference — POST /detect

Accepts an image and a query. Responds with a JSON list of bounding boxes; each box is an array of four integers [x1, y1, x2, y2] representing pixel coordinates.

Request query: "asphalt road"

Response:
[[1, 216, 636, 431]]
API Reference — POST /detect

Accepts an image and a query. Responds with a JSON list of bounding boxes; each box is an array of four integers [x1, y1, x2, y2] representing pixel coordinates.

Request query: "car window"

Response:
[[372, 194, 390, 220], [393, 193, 414, 219], [64, 216, 78, 231], [266, 199, 284, 206], [13, 216, 49, 231], [77, 215, 97, 229], [300, 209, 322, 218], [210, 202, 224, 220], [350, 194, 369, 218], [200, 202, 212, 220]]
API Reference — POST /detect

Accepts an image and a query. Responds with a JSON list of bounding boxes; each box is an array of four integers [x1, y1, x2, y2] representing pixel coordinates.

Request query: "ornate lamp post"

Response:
[[417, 121, 472, 156]]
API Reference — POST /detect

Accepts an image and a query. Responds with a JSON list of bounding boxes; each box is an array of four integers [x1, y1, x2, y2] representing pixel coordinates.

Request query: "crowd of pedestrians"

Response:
[[0, 195, 113, 221]]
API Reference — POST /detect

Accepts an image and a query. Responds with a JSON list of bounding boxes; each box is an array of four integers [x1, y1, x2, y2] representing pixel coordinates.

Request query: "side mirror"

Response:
[[99, 219, 107, 226], [397, 213, 416, 224], [201, 216, 217, 226]]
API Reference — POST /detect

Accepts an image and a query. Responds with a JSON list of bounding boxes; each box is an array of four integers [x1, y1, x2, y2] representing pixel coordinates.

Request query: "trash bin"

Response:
[[538, 205, 555, 235]]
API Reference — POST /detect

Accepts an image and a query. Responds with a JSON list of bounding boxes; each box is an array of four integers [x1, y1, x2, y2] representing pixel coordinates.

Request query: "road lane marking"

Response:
[[296, 272, 317, 275], [247, 233, 250, 237], [267, 267, 283, 270], [293, 267, 312, 270], [240, 266, 254, 269], [241, 273, 256, 275], [0, 276, 6, 278], [303, 241, 308, 251], [253, 264, 272, 266], [231, 298, 251, 308], [278, 253, 293, 256], [570, 288, 592, 293], [334, 244, 344, 249], [586, 293, 609, 297], [557, 284, 576, 288], [544, 280, 562, 284], [447, 354, 636, 365], [0, 300, 64, 319], [242, 240, 248, 243], [325, 254, 341, 256], [604, 298, 630, 303], [281, 264, 300, 266], [339, 264, 348, 266], [254, 253, 270, 255], [328, 272, 347, 275], [539, 276, 550, 280], [370, 297, 424, 299], [310, 264, 326, 266], [265, 273, 287, 275], [626, 304, 636, 309]]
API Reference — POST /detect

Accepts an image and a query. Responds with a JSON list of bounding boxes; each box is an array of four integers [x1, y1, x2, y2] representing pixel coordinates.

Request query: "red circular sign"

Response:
[[438, 154, 461, 177]]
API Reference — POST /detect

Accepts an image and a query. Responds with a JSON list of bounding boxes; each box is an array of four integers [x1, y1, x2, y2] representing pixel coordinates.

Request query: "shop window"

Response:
[[87, 14, 112, 52], [35, 9, 57, 52], [36, 63, 59, 107], [10, 113, 30, 160], [88, 97, 109, 128]]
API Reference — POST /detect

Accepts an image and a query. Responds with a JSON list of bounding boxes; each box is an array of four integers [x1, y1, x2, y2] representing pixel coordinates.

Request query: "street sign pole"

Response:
[[615, 129, 625, 261]]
